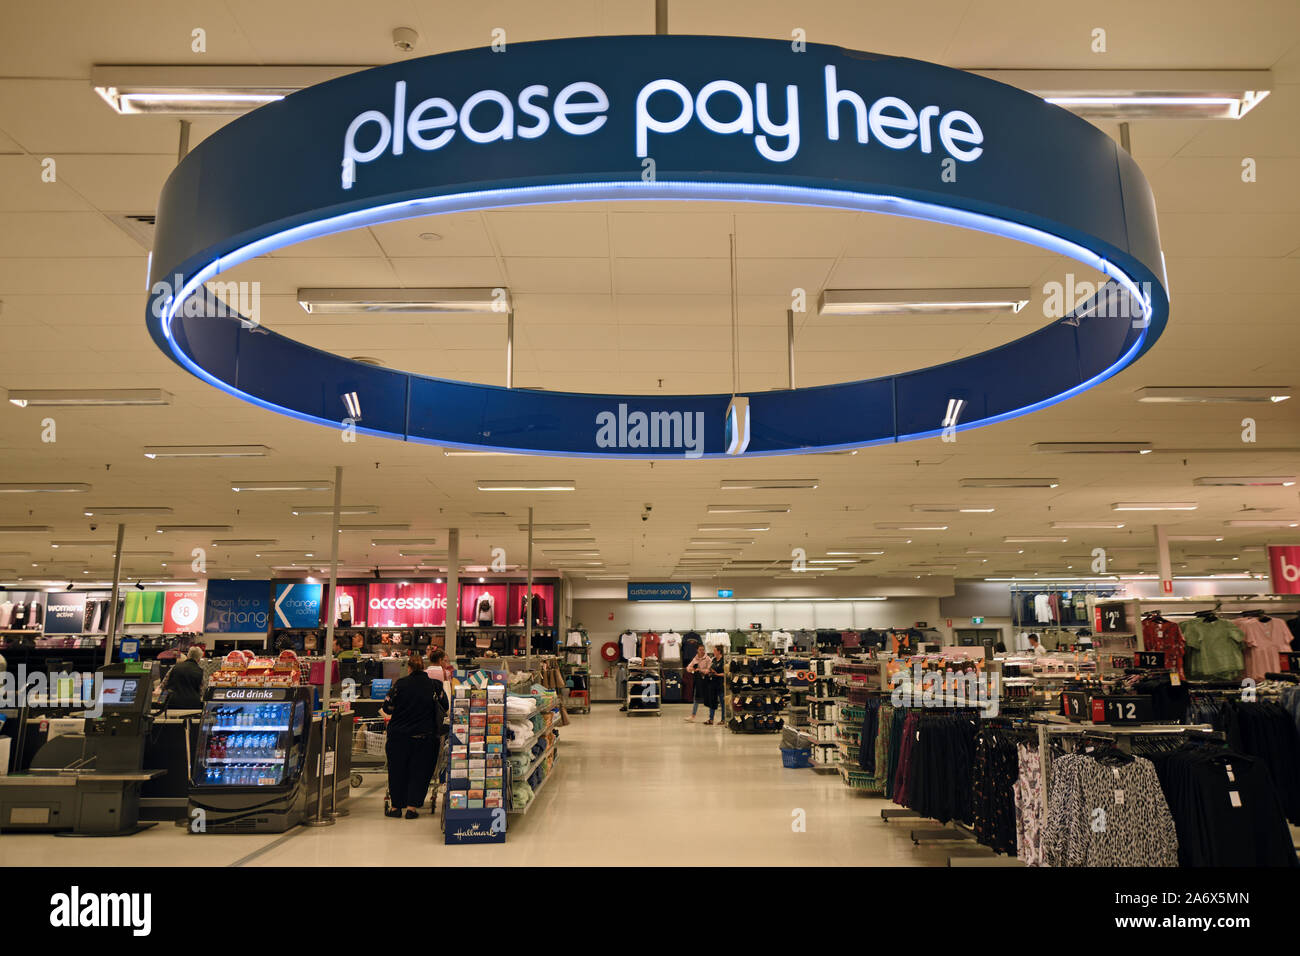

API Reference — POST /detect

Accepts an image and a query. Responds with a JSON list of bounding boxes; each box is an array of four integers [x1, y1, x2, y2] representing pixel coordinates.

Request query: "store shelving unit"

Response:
[[626, 661, 662, 716], [726, 655, 788, 733]]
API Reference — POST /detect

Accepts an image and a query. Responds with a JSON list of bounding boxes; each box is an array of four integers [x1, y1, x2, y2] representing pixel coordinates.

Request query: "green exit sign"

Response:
[[971, 616, 984, 625]]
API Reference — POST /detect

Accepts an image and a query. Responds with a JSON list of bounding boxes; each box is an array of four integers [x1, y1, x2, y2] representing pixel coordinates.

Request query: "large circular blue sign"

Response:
[[147, 35, 1169, 458]]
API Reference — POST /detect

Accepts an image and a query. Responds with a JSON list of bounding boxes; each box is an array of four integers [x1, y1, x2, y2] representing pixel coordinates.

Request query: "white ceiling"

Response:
[[0, 0, 1297, 589]]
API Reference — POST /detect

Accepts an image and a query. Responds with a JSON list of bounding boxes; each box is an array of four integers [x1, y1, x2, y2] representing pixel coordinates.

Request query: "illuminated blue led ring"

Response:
[[147, 35, 1169, 458]]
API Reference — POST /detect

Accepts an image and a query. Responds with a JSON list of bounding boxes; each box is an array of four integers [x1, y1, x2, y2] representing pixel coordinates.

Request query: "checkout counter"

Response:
[[0, 663, 166, 835]]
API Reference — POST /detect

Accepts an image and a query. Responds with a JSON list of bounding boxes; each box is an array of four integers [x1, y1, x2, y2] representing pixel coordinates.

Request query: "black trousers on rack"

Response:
[[386, 731, 436, 809]]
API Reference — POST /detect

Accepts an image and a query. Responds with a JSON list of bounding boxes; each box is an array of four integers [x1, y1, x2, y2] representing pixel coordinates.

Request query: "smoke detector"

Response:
[[392, 27, 419, 53]]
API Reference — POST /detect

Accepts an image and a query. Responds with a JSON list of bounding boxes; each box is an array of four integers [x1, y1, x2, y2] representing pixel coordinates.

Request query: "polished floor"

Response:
[[0, 704, 1012, 867]]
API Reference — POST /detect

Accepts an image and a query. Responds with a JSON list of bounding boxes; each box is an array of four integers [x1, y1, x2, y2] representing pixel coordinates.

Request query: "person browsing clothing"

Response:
[[705, 645, 726, 725], [684, 646, 712, 722], [1027, 634, 1048, 656], [381, 654, 445, 819]]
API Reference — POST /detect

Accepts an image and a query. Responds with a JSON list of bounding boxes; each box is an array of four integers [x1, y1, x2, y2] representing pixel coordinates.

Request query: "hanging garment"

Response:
[[1033, 593, 1053, 624], [1014, 743, 1045, 866], [619, 630, 638, 661], [659, 631, 682, 663], [1043, 753, 1179, 867], [1237, 617, 1294, 681], [474, 592, 495, 626], [1181, 618, 1246, 681], [641, 631, 661, 659], [1142, 617, 1187, 678]]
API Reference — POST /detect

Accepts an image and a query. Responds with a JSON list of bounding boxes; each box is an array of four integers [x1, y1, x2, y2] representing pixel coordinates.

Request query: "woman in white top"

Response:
[[684, 647, 712, 722]]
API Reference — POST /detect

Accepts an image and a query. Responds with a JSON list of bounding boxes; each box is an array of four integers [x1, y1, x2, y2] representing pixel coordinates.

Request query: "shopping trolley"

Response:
[[350, 716, 388, 789]]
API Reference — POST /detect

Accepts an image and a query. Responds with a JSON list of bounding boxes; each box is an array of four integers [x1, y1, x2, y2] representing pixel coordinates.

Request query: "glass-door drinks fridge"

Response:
[[189, 685, 313, 832]]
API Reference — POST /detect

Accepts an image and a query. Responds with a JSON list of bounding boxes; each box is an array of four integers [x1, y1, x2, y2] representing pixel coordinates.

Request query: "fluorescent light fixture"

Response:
[[707, 505, 791, 514], [542, 550, 600, 556], [1167, 535, 1225, 543], [338, 523, 411, 532], [0, 526, 52, 533], [960, 478, 1061, 488], [1193, 476, 1296, 487], [1134, 386, 1290, 404], [83, 506, 173, 516], [518, 523, 590, 532], [1032, 442, 1153, 454], [50, 540, 112, 548], [399, 551, 448, 558], [967, 548, 1025, 554], [291, 505, 378, 516], [298, 287, 511, 314], [697, 523, 771, 532], [519, 537, 595, 545], [719, 479, 818, 490], [1111, 502, 1198, 511], [808, 558, 859, 565], [826, 550, 886, 556], [689, 538, 754, 546], [0, 483, 91, 493], [231, 480, 334, 492], [144, 445, 270, 458], [876, 523, 947, 531], [156, 524, 233, 533], [1050, 521, 1126, 529], [973, 69, 1272, 119], [443, 450, 518, 457], [340, 391, 362, 420], [1004, 536, 1069, 543], [911, 505, 996, 513], [586, 574, 629, 580], [1224, 519, 1299, 528], [818, 287, 1030, 316], [90, 65, 362, 115], [371, 538, 438, 546], [212, 539, 278, 547], [941, 398, 966, 429], [478, 480, 575, 492], [5, 388, 171, 407]]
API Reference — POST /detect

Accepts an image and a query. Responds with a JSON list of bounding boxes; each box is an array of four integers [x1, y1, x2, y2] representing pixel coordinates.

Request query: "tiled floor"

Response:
[[0, 704, 1007, 866]]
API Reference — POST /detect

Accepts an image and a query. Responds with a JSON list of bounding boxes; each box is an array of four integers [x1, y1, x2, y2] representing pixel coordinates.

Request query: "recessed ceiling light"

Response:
[[1032, 442, 1153, 454], [1134, 386, 1290, 404], [231, 480, 333, 492], [1003, 536, 1069, 543], [1050, 521, 1126, 529], [144, 445, 271, 458], [719, 479, 819, 490], [155, 524, 234, 533], [1223, 519, 1299, 528], [1111, 502, 1197, 511], [83, 506, 174, 516], [0, 483, 91, 493], [875, 523, 947, 531], [707, 505, 791, 514], [5, 388, 171, 407], [1193, 476, 1296, 487], [818, 287, 1030, 316], [910, 505, 996, 513], [478, 480, 575, 492], [960, 478, 1061, 488], [299, 287, 511, 314], [291, 505, 379, 516]]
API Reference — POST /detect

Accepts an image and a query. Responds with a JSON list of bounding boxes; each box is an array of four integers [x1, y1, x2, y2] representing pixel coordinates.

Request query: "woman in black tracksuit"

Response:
[[381, 655, 445, 819]]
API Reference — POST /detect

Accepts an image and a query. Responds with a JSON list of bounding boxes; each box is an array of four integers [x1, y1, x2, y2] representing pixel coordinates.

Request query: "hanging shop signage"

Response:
[[124, 589, 165, 625], [367, 581, 447, 627], [627, 582, 691, 602], [43, 592, 89, 635], [273, 582, 324, 628], [163, 589, 207, 632], [146, 36, 1169, 459], [1267, 545, 1300, 595], [205, 579, 271, 633]]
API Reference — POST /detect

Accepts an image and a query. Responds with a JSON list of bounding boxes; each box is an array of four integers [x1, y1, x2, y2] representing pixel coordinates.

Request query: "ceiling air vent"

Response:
[[109, 213, 156, 250]]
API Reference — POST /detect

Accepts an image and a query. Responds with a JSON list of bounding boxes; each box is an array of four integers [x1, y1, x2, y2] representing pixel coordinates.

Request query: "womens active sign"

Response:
[[148, 35, 1169, 458]]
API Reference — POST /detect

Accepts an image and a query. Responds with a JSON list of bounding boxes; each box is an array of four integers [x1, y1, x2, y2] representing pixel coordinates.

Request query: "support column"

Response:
[[103, 522, 126, 666], [1154, 525, 1173, 597], [525, 507, 534, 669], [446, 529, 459, 661], [505, 311, 514, 388], [787, 309, 796, 389]]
